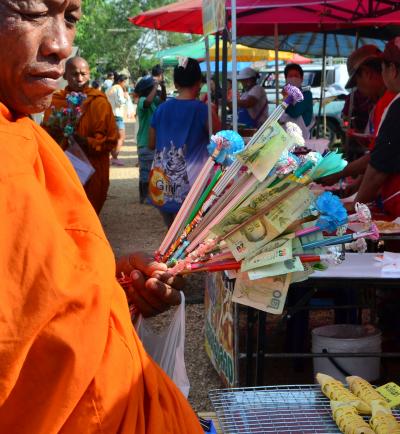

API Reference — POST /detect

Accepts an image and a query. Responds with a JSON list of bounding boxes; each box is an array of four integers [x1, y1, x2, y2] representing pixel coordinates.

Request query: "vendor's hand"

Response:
[[116, 251, 183, 317], [315, 172, 342, 186], [344, 201, 355, 213]]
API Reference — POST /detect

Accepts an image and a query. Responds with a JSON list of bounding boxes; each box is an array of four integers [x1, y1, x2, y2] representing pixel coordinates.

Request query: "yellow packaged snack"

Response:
[[346, 376, 390, 409], [331, 401, 374, 434], [317, 373, 371, 414], [369, 400, 400, 434]]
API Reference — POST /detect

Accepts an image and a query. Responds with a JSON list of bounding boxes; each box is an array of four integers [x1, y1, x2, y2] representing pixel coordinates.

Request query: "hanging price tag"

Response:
[[376, 382, 400, 408]]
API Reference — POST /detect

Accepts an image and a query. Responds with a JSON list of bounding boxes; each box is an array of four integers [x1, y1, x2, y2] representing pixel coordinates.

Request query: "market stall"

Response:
[[130, 3, 400, 433]]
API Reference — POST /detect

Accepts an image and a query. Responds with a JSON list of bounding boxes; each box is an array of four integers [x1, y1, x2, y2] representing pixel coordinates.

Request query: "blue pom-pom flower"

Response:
[[207, 130, 245, 166], [315, 191, 348, 232]]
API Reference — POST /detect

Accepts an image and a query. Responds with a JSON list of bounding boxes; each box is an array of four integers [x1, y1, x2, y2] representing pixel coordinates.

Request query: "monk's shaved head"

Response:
[[65, 56, 89, 73], [64, 56, 90, 92], [0, 0, 81, 114]]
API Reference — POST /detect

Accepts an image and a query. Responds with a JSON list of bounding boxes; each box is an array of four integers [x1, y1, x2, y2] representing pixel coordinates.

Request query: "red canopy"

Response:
[[130, 0, 203, 35], [129, 0, 400, 35], [232, 0, 400, 35]]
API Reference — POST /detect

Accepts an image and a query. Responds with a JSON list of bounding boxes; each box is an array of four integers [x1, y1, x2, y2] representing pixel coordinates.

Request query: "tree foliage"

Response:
[[75, 0, 198, 78]]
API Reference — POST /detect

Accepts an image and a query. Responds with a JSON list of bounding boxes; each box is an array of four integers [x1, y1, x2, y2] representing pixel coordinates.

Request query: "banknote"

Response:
[[290, 262, 315, 283], [247, 257, 304, 280], [232, 273, 292, 315], [237, 123, 292, 182], [211, 179, 301, 238], [292, 223, 327, 256], [225, 186, 313, 261], [241, 235, 294, 272]]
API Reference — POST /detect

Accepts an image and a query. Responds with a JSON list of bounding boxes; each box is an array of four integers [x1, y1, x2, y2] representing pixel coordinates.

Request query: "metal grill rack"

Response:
[[209, 384, 400, 433]]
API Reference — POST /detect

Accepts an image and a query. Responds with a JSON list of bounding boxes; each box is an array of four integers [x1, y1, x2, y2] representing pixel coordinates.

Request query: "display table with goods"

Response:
[[208, 374, 400, 433], [115, 86, 399, 433], [240, 252, 400, 388]]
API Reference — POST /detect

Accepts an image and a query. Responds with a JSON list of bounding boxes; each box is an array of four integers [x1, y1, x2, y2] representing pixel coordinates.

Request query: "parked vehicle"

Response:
[[259, 62, 349, 146]]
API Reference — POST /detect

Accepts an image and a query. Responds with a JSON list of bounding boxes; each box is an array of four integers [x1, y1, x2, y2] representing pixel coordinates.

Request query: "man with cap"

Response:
[[236, 67, 268, 128], [135, 74, 166, 203], [317, 44, 396, 189], [355, 38, 400, 216]]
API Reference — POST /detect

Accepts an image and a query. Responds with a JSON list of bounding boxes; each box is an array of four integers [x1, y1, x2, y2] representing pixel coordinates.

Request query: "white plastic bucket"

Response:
[[312, 324, 381, 383]]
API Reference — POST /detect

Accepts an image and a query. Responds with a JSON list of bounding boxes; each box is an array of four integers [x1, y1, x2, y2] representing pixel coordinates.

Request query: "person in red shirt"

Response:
[[317, 45, 394, 192], [356, 38, 400, 217]]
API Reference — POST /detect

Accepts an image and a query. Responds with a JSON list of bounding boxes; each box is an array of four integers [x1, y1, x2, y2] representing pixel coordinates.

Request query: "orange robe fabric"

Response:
[[43, 87, 118, 214], [0, 102, 203, 434]]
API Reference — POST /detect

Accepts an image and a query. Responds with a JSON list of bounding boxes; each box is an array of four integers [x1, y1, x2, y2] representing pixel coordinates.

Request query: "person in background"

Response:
[[236, 67, 268, 128], [354, 38, 400, 217], [107, 74, 129, 166], [280, 63, 314, 139], [199, 74, 217, 104], [227, 75, 233, 104], [317, 45, 394, 192], [91, 79, 100, 89], [43, 57, 118, 214], [148, 57, 221, 227], [342, 88, 374, 161], [151, 64, 167, 100], [101, 71, 114, 93], [135, 75, 165, 203], [0, 1, 203, 432]]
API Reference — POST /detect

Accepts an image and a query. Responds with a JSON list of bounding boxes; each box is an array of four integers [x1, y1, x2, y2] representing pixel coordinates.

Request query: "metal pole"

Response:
[[274, 24, 280, 107], [231, 0, 238, 132], [205, 35, 213, 137], [215, 32, 220, 113], [221, 28, 228, 129], [316, 32, 327, 139], [355, 30, 360, 49]]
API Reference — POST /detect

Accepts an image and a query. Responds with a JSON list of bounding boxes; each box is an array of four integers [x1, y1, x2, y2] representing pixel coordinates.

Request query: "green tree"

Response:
[[75, 0, 199, 79]]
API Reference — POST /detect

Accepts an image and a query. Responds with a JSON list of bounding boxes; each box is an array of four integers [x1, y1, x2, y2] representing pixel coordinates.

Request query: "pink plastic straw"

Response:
[[158, 158, 215, 256]]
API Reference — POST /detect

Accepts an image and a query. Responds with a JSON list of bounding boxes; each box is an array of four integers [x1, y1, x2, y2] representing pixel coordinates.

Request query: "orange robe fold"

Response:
[[0, 102, 203, 434], [43, 87, 118, 214]]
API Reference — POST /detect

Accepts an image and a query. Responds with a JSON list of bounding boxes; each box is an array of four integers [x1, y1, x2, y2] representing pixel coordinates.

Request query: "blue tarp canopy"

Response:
[[238, 33, 386, 58]]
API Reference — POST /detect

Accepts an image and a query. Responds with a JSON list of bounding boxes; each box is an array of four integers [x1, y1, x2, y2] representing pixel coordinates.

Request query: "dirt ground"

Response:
[[100, 121, 224, 412]]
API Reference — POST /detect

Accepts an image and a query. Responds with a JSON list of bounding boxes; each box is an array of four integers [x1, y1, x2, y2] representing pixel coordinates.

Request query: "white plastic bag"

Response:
[[135, 292, 190, 397]]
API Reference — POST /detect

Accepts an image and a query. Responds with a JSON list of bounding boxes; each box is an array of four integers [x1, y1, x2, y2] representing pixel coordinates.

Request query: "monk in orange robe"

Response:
[[43, 57, 118, 214], [0, 1, 203, 433]]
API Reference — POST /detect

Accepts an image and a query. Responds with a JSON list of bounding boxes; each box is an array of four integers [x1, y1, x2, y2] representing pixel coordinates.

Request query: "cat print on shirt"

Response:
[[153, 148, 165, 169], [164, 142, 190, 203], [149, 142, 190, 206]]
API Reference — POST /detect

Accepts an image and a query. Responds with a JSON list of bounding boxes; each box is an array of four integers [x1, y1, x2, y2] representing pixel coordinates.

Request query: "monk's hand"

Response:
[[73, 133, 88, 147], [116, 252, 183, 317]]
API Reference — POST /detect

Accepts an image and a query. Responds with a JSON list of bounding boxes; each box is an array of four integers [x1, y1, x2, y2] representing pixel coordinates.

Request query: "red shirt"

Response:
[[369, 90, 397, 150], [370, 92, 400, 217]]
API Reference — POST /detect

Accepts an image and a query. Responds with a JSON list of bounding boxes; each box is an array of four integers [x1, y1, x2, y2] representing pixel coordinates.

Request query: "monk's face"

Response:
[[65, 59, 90, 92], [0, 0, 81, 115]]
